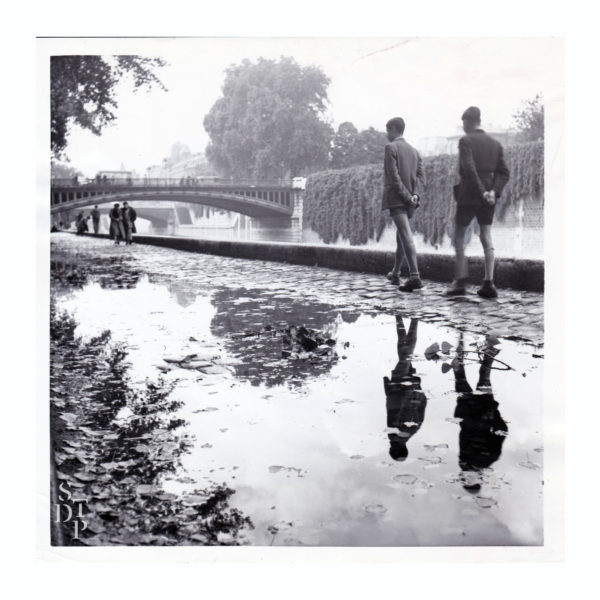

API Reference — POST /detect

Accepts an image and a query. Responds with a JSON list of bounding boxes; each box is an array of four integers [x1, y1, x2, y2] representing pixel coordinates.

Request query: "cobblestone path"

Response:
[[51, 234, 543, 346]]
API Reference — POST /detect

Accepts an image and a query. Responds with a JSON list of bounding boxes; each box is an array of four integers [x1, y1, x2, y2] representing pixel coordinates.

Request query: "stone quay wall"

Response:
[[76, 233, 544, 292]]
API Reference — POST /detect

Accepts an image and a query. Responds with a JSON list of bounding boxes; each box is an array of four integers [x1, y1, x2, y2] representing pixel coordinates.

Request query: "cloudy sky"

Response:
[[42, 37, 563, 177]]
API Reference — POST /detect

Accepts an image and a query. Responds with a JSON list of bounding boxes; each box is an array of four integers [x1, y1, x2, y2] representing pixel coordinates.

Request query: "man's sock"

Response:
[[409, 271, 420, 279]]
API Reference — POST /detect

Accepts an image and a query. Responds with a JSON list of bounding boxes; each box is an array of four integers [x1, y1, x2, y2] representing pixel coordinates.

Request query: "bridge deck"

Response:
[[50, 181, 297, 218]]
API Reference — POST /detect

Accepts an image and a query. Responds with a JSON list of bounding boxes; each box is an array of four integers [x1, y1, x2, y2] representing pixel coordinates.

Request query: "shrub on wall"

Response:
[[303, 141, 544, 246]]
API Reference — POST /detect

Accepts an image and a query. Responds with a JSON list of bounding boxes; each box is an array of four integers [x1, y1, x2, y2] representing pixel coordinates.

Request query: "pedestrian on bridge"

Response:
[[109, 203, 125, 245], [91, 205, 100, 235]]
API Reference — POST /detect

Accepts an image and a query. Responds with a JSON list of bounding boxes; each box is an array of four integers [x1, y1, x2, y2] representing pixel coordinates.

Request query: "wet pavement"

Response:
[[50, 233, 544, 546]]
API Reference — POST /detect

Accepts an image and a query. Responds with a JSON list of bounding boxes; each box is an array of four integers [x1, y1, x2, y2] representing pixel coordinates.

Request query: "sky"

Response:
[[44, 37, 563, 177]]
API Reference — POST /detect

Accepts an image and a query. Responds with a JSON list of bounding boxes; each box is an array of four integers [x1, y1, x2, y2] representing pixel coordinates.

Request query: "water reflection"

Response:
[[50, 293, 253, 545], [384, 317, 428, 461], [168, 281, 199, 308], [51, 253, 142, 292], [210, 288, 360, 387], [452, 334, 508, 493], [50, 237, 543, 545]]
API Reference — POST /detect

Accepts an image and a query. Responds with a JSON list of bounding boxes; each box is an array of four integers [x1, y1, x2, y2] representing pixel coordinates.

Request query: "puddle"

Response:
[[50, 238, 544, 546]]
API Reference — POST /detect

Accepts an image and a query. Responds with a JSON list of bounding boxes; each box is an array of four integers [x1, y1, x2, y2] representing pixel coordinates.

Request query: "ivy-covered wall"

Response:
[[303, 141, 544, 246]]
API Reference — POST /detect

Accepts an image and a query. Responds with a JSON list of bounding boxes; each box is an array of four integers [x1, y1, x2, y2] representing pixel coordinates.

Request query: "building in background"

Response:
[[144, 143, 216, 180]]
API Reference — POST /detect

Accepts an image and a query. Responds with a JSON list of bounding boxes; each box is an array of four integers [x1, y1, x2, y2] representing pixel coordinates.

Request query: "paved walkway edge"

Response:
[[74, 233, 544, 292]]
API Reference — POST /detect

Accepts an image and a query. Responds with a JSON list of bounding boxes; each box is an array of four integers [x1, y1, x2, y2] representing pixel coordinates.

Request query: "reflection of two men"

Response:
[[452, 333, 508, 492], [383, 316, 427, 461]]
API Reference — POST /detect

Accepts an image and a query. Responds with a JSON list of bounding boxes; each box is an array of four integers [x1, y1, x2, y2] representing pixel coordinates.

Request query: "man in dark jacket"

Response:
[[382, 117, 425, 292], [91, 205, 101, 235], [109, 203, 124, 245], [121, 202, 137, 245], [447, 107, 510, 298], [451, 333, 508, 493]]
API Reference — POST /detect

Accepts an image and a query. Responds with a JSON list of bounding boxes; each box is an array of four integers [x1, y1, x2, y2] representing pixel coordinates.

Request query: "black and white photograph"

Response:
[[38, 35, 563, 557]]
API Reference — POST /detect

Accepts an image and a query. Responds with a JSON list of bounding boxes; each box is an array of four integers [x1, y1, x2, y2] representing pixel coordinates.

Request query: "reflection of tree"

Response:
[[51, 249, 142, 292], [98, 258, 142, 290], [50, 304, 252, 546], [452, 334, 508, 492], [383, 317, 427, 461], [210, 287, 360, 387], [168, 281, 199, 308], [51, 260, 89, 289]]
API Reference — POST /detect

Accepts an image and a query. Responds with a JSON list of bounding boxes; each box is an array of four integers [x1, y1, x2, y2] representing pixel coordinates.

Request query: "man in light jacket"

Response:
[[382, 117, 425, 292]]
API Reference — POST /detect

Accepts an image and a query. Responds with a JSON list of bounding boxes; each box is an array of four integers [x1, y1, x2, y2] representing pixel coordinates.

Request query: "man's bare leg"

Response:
[[454, 224, 469, 280], [446, 224, 469, 295], [477, 224, 498, 297], [479, 225, 495, 281]]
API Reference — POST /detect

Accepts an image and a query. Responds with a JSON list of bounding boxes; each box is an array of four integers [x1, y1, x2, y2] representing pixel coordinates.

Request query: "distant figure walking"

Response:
[[109, 203, 125, 245], [76, 215, 89, 235], [446, 106, 510, 298], [121, 201, 137, 245], [75, 211, 85, 235], [91, 205, 101, 235], [382, 117, 425, 292]]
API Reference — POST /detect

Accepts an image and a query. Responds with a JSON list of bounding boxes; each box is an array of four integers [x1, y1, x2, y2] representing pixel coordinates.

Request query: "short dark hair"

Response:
[[462, 106, 481, 123], [386, 117, 405, 134]]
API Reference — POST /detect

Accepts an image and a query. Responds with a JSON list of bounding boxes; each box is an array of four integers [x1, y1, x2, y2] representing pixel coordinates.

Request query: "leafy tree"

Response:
[[512, 93, 544, 142], [330, 122, 359, 169], [51, 55, 167, 158], [51, 160, 82, 179], [355, 127, 387, 165], [330, 122, 387, 169], [203, 57, 333, 179]]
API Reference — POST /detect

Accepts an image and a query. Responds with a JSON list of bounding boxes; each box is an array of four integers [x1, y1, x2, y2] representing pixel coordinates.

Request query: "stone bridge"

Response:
[[50, 178, 304, 239]]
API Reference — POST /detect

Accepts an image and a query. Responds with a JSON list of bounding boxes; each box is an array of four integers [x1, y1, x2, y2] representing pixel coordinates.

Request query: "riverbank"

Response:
[[49, 234, 544, 546], [71, 233, 544, 292]]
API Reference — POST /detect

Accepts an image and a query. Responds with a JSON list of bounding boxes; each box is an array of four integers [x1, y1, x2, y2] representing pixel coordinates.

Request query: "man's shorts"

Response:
[[389, 205, 416, 219], [455, 203, 495, 227]]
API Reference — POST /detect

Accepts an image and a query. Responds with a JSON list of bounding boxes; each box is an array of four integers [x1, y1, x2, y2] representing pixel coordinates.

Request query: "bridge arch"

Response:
[[50, 186, 295, 219]]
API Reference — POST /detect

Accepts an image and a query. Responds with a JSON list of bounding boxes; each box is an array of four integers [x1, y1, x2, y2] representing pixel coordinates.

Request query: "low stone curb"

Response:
[[70, 232, 544, 292]]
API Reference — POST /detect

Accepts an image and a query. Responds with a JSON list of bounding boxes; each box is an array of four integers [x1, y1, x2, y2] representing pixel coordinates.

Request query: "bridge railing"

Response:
[[50, 177, 299, 212], [51, 177, 294, 188]]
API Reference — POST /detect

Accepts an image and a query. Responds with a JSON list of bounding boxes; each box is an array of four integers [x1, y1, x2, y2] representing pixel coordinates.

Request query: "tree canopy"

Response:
[[512, 93, 544, 142], [51, 160, 82, 179], [51, 55, 167, 159], [203, 57, 334, 179], [330, 122, 387, 169]]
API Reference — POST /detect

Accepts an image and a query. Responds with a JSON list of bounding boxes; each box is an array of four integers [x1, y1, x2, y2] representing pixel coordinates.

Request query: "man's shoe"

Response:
[[477, 280, 498, 299], [445, 279, 467, 296], [399, 277, 423, 292], [386, 271, 400, 285]]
